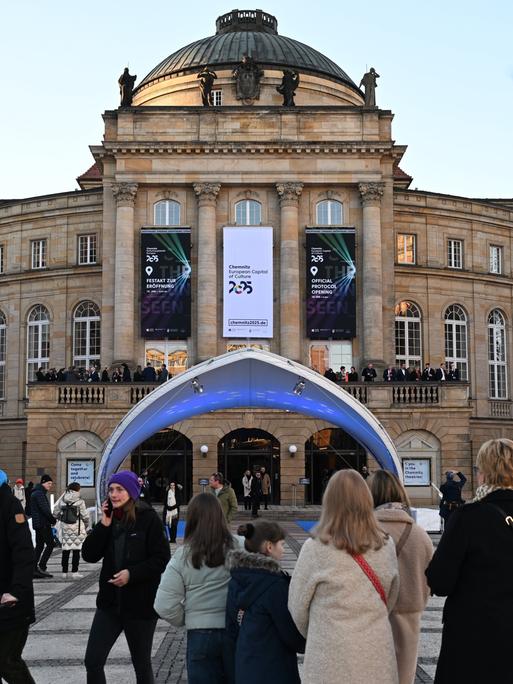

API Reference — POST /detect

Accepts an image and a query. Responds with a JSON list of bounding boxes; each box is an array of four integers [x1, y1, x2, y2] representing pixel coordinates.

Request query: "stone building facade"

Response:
[[0, 9, 511, 505]]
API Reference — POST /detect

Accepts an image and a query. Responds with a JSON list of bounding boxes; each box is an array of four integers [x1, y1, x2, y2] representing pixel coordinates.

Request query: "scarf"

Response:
[[473, 483, 513, 502], [166, 487, 178, 525]]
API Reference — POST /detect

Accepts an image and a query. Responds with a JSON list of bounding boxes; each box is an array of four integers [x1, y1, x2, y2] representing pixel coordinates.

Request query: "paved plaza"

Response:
[[24, 515, 441, 683]]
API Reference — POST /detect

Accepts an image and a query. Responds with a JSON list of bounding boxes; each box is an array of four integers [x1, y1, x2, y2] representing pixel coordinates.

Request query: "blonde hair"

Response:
[[476, 438, 513, 487], [314, 469, 386, 554], [368, 470, 411, 510]]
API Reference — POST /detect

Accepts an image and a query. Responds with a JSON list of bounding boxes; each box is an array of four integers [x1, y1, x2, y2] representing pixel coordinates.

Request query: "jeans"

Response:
[[61, 549, 80, 573], [243, 496, 251, 511], [186, 629, 235, 684], [84, 609, 157, 683], [166, 517, 178, 543], [34, 526, 55, 570], [0, 623, 35, 684]]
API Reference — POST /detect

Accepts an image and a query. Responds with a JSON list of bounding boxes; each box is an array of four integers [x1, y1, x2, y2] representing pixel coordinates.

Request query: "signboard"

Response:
[[67, 459, 95, 487], [141, 229, 191, 339], [298, 477, 310, 485], [198, 478, 209, 486], [306, 229, 356, 339], [402, 458, 431, 486], [223, 227, 273, 338]]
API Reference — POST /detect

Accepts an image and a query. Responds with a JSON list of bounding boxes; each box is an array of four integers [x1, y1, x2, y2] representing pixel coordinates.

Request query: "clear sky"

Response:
[[1, 0, 512, 200]]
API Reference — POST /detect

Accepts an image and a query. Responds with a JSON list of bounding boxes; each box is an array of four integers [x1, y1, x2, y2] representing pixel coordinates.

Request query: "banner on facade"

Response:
[[223, 227, 273, 338], [141, 229, 191, 339], [306, 228, 356, 339]]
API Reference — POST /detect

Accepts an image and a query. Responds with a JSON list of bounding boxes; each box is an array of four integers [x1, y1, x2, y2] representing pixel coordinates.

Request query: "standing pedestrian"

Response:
[[31, 474, 57, 579], [369, 470, 433, 684], [439, 470, 466, 529], [24, 482, 34, 517], [0, 469, 36, 684], [260, 467, 271, 510], [163, 481, 182, 543], [82, 470, 170, 683], [154, 493, 241, 684], [250, 472, 263, 519], [289, 470, 399, 684], [53, 482, 90, 579], [209, 473, 238, 523], [242, 470, 252, 511], [12, 478, 26, 510]]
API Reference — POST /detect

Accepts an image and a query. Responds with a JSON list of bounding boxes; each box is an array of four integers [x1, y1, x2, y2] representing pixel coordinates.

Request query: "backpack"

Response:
[[60, 501, 79, 524]]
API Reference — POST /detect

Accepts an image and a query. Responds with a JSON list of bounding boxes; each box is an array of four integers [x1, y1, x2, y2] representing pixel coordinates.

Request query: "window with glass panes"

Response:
[[0, 244, 4, 274], [212, 90, 222, 106], [27, 305, 50, 382], [444, 305, 468, 380], [489, 245, 502, 274], [447, 239, 463, 269], [395, 301, 422, 369], [78, 234, 97, 265], [316, 200, 343, 225], [488, 310, 507, 399], [235, 200, 261, 225], [154, 200, 181, 226], [31, 239, 47, 269], [73, 302, 101, 369], [396, 234, 416, 264], [0, 311, 5, 399]]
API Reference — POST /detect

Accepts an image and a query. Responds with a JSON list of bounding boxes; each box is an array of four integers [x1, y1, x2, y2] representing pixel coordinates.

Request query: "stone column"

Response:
[[276, 182, 303, 361], [112, 182, 138, 364], [194, 183, 221, 361], [359, 182, 385, 364]]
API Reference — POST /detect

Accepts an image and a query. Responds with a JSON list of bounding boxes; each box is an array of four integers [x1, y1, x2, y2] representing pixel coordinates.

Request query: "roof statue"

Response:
[[232, 53, 264, 102], [197, 66, 218, 106], [360, 67, 379, 107], [277, 69, 300, 106], [118, 67, 137, 107]]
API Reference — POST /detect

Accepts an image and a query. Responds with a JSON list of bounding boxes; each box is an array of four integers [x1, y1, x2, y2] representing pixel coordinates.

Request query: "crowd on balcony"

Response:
[[34, 362, 170, 384], [322, 361, 461, 384]]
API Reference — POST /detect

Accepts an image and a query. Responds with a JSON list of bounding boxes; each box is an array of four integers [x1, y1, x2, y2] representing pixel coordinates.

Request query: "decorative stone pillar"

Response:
[[359, 182, 385, 364], [276, 182, 303, 361], [194, 183, 221, 361], [112, 182, 138, 364]]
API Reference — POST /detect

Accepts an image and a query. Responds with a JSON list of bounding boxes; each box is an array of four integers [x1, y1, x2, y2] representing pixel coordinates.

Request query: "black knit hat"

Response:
[[40, 474, 53, 484]]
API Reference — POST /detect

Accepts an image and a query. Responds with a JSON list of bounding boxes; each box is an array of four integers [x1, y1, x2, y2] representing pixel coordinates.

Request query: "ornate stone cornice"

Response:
[[193, 183, 221, 205], [358, 182, 384, 207], [276, 182, 303, 205], [112, 182, 138, 207]]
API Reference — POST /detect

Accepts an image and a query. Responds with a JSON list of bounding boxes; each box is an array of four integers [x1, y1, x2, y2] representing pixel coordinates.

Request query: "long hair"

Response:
[[368, 470, 411, 510], [237, 521, 285, 553], [184, 493, 234, 569], [314, 469, 386, 555], [477, 438, 513, 487]]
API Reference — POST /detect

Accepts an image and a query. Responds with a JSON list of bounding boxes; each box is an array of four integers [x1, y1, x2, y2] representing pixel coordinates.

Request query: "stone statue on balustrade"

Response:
[[118, 67, 137, 107], [359, 67, 380, 107], [232, 54, 264, 102], [276, 69, 300, 106], [197, 66, 218, 106]]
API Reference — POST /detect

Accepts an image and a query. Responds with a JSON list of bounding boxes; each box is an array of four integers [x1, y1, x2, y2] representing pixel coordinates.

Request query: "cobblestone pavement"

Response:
[[24, 517, 441, 683]]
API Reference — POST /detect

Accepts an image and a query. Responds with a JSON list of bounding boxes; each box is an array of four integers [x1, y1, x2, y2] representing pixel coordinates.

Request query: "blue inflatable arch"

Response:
[[97, 349, 401, 504]]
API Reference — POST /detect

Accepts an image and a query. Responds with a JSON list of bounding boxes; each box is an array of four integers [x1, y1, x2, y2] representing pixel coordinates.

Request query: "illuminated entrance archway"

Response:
[[97, 349, 400, 504]]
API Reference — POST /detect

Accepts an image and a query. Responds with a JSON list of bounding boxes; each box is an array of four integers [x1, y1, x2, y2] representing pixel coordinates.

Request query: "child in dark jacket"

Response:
[[226, 521, 305, 684]]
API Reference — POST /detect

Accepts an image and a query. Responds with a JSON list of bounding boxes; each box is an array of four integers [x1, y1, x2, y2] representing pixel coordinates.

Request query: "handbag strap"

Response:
[[486, 503, 513, 533], [351, 553, 387, 606], [395, 522, 413, 556]]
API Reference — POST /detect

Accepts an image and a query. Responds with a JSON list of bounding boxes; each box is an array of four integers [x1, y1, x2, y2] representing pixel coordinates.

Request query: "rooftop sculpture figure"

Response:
[[197, 66, 218, 106], [277, 69, 300, 106], [359, 67, 380, 107], [118, 67, 137, 107], [232, 53, 264, 102]]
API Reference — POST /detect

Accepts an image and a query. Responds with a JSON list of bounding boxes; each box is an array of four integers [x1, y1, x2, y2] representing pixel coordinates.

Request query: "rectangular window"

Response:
[[489, 245, 502, 274], [78, 234, 97, 265], [447, 239, 463, 269], [31, 239, 47, 269], [0, 244, 4, 274], [309, 341, 353, 376], [396, 234, 416, 264], [212, 90, 222, 106]]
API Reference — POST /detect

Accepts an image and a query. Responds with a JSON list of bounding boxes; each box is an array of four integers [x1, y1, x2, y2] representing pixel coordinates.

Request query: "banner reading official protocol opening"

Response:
[[223, 227, 273, 338], [141, 229, 191, 339], [306, 228, 356, 339]]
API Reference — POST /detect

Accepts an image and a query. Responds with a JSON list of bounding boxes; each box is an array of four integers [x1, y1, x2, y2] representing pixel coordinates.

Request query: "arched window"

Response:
[[316, 199, 343, 225], [27, 305, 50, 382], [235, 199, 261, 225], [488, 309, 507, 398], [154, 200, 181, 226], [0, 311, 5, 399], [73, 301, 101, 370], [395, 301, 422, 369], [444, 305, 468, 381]]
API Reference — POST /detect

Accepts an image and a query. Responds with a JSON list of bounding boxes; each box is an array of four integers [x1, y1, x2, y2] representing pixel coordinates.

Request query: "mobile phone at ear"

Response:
[[105, 499, 113, 518]]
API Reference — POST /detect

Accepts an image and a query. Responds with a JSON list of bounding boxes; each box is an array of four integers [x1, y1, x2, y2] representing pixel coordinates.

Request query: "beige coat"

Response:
[[289, 536, 400, 684], [375, 505, 433, 684]]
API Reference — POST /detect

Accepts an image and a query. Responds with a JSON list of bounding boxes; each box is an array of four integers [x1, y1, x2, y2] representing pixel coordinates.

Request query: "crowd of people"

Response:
[[322, 361, 461, 384], [2, 437, 513, 682], [34, 361, 171, 384]]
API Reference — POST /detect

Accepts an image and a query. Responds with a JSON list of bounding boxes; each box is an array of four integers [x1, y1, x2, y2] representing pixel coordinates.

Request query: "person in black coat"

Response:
[[82, 470, 170, 683], [439, 470, 466, 525], [31, 475, 57, 578], [421, 363, 436, 381], [0, 471, 36, 683], [426, 438, 513, 683], [226, 521, 305, 684], [141, 363, 157, 382], [361, 363, 377, 382], [250, 472, 263, 519]]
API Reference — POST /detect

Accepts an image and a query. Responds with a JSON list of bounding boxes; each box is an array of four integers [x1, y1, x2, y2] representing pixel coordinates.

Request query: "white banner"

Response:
[[223, 227, 273, 338], [402, 458, 431, 486]]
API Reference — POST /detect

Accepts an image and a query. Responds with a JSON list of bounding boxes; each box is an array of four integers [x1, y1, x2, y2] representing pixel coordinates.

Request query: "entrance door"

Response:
[[305, 428, 366, 504], [132, 429, 192, 503], [218, 429, 280, 504]]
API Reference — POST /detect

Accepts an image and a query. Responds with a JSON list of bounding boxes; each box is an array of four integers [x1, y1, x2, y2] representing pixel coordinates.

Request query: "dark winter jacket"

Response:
[[426, 489, 513, 683], [0, 483, 35, 631], [30, 483, 56, 530], [226, 549, 305, 684], [82, 501, 170, 619]]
